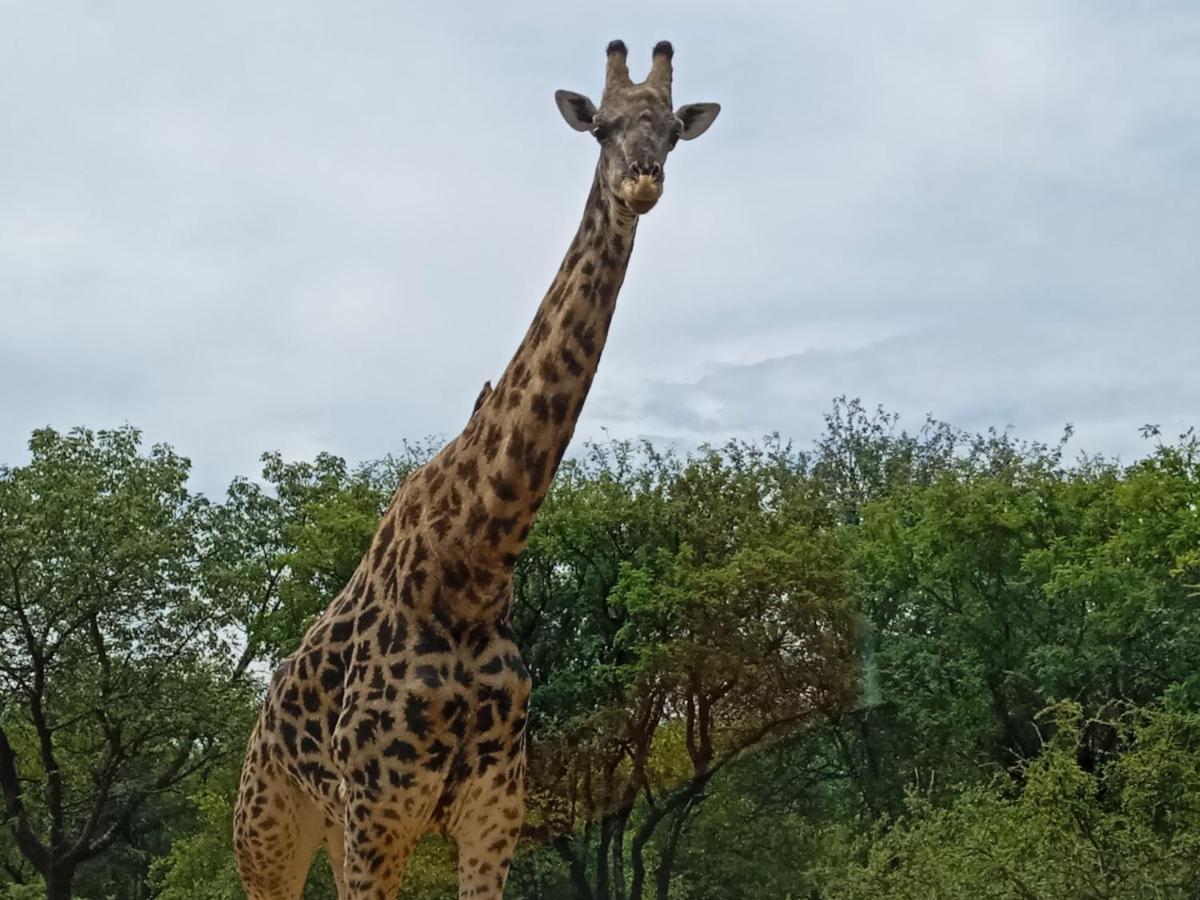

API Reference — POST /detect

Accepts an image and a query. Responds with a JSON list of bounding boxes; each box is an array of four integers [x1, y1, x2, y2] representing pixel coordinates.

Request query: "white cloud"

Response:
[[594, 309, 1197, 458]]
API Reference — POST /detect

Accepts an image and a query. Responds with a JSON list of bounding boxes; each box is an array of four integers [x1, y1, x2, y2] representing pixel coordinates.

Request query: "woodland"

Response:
[[1, 398, 1198, 899]]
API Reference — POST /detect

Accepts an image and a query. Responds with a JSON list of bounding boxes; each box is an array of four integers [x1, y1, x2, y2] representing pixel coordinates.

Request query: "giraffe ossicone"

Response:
[[234, 40, 719, 900]]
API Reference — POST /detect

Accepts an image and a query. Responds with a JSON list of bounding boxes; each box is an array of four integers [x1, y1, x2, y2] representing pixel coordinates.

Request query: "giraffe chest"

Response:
[[266, 594, 531, 822]]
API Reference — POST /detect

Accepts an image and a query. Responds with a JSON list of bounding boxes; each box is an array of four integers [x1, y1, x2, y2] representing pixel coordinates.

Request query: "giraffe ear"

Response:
[[675, 103, 721, 141], [555, 90, 597, 132]]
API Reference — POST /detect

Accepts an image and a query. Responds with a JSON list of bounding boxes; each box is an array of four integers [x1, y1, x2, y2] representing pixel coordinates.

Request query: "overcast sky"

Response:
[[2, 1, 1197, 495]]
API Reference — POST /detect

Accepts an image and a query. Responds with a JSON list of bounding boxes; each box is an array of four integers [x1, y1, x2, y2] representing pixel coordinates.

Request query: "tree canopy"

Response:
[[2, 401, 1197, 899]]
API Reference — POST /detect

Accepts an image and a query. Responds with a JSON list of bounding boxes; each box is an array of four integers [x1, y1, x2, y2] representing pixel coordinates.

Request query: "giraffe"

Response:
[[233, 40, 719, 900]]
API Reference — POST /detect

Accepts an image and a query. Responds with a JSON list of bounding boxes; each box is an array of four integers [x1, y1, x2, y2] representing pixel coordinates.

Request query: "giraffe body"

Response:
[[234, 40, 719, 899]]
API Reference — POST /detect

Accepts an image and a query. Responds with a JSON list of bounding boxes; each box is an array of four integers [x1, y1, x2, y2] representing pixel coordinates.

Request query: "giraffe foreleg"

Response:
[[234, 740, 327, 900], [339, 784, 434, 900], [451, 756, 526, 899]]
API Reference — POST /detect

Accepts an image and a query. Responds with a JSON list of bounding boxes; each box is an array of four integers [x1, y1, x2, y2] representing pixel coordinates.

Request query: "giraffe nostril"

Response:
[[649, 162, 662, 179]]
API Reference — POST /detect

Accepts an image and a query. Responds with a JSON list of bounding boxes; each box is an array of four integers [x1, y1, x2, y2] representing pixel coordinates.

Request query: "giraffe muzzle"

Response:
[[624, 175, 662, 215]]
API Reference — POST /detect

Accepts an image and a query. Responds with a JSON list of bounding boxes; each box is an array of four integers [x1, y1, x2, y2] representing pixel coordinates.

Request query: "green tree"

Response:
[[7, 409, 1198, 900], [0, 428, 251, 899], [850, 427, 1200, 796], [824, 704, 1200, 900], [518, 440, 857, 900]]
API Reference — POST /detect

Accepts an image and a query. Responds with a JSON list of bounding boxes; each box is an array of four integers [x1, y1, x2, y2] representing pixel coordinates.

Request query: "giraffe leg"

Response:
[[234, 749, 326, 900], [339, 788, 429, 899], [451, 761, 526, 899]]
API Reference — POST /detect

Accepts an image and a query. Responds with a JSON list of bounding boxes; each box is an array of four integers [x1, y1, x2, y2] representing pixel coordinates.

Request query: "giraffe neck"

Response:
[[399, 169, 639, 578]]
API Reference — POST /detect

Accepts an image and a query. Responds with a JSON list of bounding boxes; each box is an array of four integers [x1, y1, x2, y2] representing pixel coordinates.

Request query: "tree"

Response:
[[0, 427, 253, 899], [5, 409, 1197, 899], [517, 440, 857, 900], [824, 703, 1200, 900], [850, 426, 1200, 790]]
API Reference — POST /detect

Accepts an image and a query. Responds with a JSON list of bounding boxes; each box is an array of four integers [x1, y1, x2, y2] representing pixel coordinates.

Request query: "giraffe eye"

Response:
[[591, 114, 623, 142]]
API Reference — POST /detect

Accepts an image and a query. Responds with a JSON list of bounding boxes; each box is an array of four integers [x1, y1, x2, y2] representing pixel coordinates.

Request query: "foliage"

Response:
[[823, 704, 1200, 900], [2, 403, 1198, 899], [0, 427, 253, 898], [517, 438, 857, 899]]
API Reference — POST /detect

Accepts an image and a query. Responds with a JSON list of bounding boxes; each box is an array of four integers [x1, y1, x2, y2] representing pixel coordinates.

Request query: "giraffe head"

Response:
[[555, 40, 720, 216]]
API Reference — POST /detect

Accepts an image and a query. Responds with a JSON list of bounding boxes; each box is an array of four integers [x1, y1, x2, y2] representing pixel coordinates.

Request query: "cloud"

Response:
[[591, 310, 1198, 460], [1, 1, 1197, 494]]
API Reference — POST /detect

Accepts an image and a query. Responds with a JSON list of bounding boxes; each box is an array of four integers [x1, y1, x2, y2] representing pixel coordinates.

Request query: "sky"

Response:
[[2, 1, 1198, 496]]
